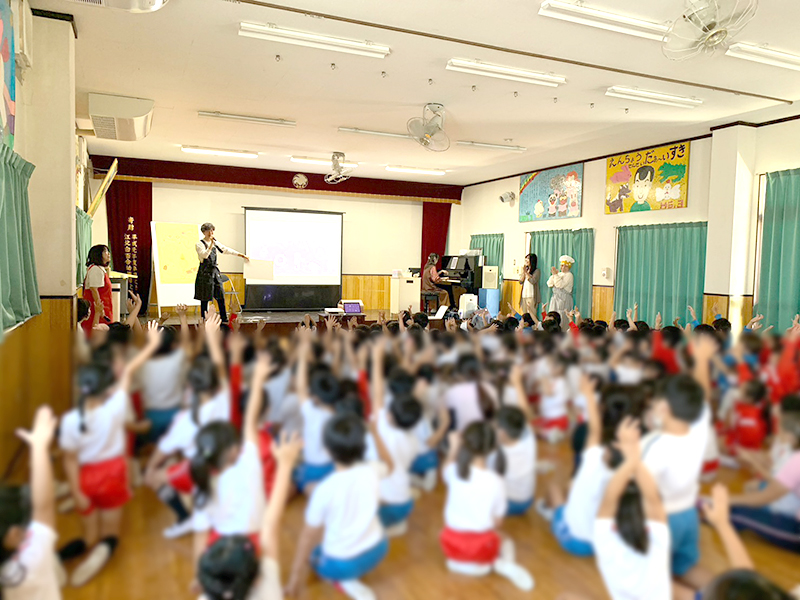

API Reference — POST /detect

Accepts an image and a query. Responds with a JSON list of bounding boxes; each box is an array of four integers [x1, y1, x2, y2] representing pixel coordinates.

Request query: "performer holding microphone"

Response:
[[194, 222, 248, 323]]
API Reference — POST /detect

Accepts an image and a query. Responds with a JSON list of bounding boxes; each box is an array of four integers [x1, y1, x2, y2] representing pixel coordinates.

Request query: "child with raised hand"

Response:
[[58, 321, 162, 587], [286, 412, 393, 600], [440, 422, 534, 591], [0, 406, 60, 600], [640, 334, 716, 592], [196, 431, 303, 600], [594, 417, 671, 600]]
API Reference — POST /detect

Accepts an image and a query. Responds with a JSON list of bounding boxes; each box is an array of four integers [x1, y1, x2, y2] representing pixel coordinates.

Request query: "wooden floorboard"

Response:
[[58, 442, 798, 600]]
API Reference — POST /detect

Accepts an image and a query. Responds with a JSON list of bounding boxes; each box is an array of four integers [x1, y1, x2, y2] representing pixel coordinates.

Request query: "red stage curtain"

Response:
[[421, 202, 452, 272], [106, 180, 153, 304]]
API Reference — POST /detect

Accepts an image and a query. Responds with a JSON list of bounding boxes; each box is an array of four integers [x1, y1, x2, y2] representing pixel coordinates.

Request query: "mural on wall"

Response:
[[605, 142, 690, 214], [519, 163, 583, 222], [0, 0, 13, 149]]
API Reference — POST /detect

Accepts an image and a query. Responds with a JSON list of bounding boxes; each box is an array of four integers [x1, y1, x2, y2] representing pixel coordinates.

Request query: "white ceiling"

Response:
[[31, 0, 800, 185]]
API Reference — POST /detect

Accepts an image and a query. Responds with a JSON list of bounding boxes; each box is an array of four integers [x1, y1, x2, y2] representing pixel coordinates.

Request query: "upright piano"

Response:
[[439, 253, 482, 296]]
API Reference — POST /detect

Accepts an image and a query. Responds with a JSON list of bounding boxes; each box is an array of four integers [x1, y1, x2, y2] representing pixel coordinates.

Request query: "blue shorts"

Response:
[[410, 449, 439, 476], [311, 538, 389, 581], [730, 505, 800, 554], [507, 497, 534, 517], [551, 506, 593, 557], [144, 408, 181, 443], [293, 462, 335, 493], [668, 508, 700, 576], [378, 500, 414, 527]]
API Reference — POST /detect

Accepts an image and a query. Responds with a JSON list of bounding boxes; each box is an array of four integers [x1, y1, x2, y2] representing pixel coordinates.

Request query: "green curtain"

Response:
[[757, 169, 800, 329], [529, 228, 594, 317], [0, 144, 39, 340], [76, 207, 93, 287], [470, 233, 504, 281], [614, 222, 707, 326]]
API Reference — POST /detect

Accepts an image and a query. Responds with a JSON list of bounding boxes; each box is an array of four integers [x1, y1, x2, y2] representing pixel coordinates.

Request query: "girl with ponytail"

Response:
[[58, 322, 162, 587], [439, 422, 534, 591]]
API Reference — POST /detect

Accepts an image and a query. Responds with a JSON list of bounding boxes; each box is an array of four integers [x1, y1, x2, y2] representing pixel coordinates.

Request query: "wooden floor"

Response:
[[59, 442, 799, 600]]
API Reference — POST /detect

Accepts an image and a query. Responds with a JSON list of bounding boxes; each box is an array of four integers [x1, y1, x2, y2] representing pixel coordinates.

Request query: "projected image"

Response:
[[245, 209, 342, 286]]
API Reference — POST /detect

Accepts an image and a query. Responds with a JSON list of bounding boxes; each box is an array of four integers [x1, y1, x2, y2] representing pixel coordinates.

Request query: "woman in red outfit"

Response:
[[82, 245, 113, 335]]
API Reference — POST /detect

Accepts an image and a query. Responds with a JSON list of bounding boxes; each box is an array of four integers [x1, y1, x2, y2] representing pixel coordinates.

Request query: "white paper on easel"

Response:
[[244, 259, 275, 282]]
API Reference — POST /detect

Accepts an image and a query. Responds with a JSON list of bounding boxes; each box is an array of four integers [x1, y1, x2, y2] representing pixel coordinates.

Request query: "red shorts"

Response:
[[534, 415, 569, 431], [439, 528, 500, 564], [167, 460, 193, 494], [702, 458, 720, 476], [79, 456, 132, 515], [207, 530, 261, 555]]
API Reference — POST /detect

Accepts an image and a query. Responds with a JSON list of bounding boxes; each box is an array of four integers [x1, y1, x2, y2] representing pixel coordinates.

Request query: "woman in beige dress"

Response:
[[519, 253, 541, 316]]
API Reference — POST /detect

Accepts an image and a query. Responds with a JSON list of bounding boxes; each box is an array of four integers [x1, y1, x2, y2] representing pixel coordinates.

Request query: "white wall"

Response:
[[452, 138, 712, 286], [755, 119, 800, 174], [151, 183, 423, 275]]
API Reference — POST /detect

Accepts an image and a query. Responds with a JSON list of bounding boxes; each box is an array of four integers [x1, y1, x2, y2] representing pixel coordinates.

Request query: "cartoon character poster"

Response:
[[0, 0, 14, 149], [519, 163, 583, 222], [605, 142, 690, 214]]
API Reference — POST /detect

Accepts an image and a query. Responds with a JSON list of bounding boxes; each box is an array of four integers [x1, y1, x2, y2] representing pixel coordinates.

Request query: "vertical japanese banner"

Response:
[[106, 180, 153, 304]]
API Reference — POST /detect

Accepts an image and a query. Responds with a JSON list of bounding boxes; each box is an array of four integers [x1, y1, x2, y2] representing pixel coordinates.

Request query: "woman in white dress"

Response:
[[546, 255, 575, 331]]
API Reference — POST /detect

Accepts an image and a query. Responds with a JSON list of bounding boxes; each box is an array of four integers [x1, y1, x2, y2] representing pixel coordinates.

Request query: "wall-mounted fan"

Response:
[[324, 152, 353, 184], [407, 103, 450, 152], [663, 0, 758, 61]]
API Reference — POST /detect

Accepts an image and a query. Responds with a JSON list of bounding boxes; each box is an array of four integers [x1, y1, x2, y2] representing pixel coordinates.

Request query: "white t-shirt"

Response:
[[59, 389, 128, 464], [157, 389, 231, 459], [522, 278, 535, 299], [301, 402, 334, 465], [247, 557, 282, 600], [594, 518, 671, 600], [491, 428, 537, 502], [84, 264, 105, 289], [642, 404, 710, 514], [194, 441, 265, 535], [368, 409, 419, 505], [540, 377, 569, 420], [139, 348, 187, 411], [442, 462, 507, 532], [445, 382, 497, 432], [268, 391, 302, 436], [305, 462, 388, 558], [564, 445, 613, 542], [264, 369, 292, 419], [0, 522, 60, 600]]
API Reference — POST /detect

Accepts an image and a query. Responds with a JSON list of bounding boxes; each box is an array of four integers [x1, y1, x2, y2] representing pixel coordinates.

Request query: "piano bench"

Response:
[[421, 292, 441, 315]]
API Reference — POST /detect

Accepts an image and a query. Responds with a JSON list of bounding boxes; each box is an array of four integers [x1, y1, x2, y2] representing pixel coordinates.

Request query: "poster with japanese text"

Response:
[[519, 163, 583, 222], [605, 142, 690, 214]]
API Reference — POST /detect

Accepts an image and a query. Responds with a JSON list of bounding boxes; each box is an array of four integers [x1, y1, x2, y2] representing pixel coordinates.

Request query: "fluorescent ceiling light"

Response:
[[386, 165, 446, 176], [446, 58, 565, 87], [239, 22, 391, 58], [291, 156, 358, 169], [605, 86, 703, 108], [181, 145, 259, 159], [338, 127, 411, 139], [538, 1, 668, 41], [725, 43, 800, 72], [457, 140, 527, 152], [198, 111, 296, 128]]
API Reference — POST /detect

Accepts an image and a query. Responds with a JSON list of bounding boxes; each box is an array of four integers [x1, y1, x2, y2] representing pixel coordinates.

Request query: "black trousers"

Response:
[[200, 284, 227, 323]]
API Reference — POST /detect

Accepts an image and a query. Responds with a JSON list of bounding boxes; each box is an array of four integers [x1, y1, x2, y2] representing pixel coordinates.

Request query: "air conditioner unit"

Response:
[[89, 93, 155, 141], [64, 0, 169, 13], [11, 0, 33, 73]]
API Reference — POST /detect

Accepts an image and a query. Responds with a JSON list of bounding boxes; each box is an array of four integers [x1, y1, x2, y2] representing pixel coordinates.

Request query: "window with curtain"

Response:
[[76, 206, 93, 287], [0, 145, 39, 340], [756, 168, 800, 329], [529, 228, 594, 317], [469, 233, 504, 281], [614, 222, 707, 326]]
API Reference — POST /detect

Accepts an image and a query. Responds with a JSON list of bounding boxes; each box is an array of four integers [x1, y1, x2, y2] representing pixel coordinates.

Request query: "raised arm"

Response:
[[204, 312, 228, 385], [245, 352, 273, 445], [119, 321, 163, 392], [691, 334, 717, 403], [175, 303, 194, 355], [125, 291, 143, 331], [295, 331, 312, 404], [702, 484, 754, 570], [509, 364, 534, 421], [371, 340, 386, 415], [581, 375, 602, 448], [16, 406, 58, 529], [626, 307, 637, 331], [597, 417, 640, 519], [260, 432, 303, 558]]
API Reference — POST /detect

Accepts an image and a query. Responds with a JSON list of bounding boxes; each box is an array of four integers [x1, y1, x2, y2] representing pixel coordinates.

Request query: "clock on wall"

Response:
[[292, 173, 309, 189]]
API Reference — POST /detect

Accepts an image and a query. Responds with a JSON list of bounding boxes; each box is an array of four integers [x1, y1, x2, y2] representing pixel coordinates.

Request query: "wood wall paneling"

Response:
[[502, 281, 521, 314], [703, 294, 730, 324], [592, 286, 614, 323], [0, 298, 74, 482]]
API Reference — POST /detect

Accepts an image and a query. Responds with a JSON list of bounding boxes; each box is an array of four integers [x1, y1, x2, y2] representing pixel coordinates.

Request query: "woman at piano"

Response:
[[422, 253, 453, 307]]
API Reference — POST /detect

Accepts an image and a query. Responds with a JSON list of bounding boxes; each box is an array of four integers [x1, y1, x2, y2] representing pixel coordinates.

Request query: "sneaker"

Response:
[[335, 579, 376, 600], [500, 538, 516, 563], [163, 519, 194, 540], [71, 543, 111, 587], [54, 555, 67, 587], [493, 559, 535, 591], [445, 560, 491, 577], [535, 498, 554, 522], [384, 520, 408, 538], [421, 469, 437, 492]]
